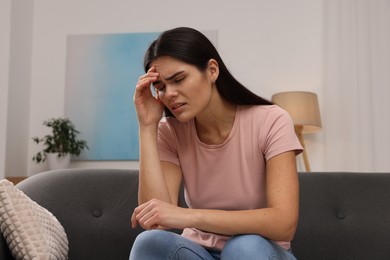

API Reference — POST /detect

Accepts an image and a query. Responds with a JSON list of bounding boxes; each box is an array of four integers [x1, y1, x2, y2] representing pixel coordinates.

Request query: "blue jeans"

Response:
[[129, 230, 297, 260]]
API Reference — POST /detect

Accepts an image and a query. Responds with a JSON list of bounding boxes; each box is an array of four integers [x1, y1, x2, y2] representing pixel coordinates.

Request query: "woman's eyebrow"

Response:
[[153, 71, 185, 86], [163, 71, 185, 81]]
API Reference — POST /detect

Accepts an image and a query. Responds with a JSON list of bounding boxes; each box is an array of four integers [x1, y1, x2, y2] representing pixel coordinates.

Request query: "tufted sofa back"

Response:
[[292, 172, 390, 259]]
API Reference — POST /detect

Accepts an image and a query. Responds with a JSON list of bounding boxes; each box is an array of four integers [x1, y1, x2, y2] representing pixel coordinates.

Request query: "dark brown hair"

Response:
[[144, 27, 272, 116]]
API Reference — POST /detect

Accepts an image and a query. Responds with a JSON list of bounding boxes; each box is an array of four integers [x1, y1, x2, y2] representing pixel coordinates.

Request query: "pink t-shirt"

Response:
[[157, 105, 303, 250]]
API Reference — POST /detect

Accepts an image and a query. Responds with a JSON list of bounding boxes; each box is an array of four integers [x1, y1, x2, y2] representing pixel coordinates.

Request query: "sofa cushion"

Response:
[[0, 179, 68, 260], [292, 172, 390, 260]]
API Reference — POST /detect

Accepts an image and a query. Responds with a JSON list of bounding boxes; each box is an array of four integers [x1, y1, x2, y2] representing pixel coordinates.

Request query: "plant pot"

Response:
[[46, 153, 71, 170]]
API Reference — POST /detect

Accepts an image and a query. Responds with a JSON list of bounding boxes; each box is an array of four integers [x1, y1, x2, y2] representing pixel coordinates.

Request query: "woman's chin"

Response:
[[172, 112, 194, 123]]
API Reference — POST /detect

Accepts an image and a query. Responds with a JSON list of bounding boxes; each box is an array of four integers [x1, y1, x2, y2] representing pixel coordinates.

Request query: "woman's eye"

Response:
[[153, 84, 166, 92], [174, 77, 185, 83], [157, 86, 166, 92]]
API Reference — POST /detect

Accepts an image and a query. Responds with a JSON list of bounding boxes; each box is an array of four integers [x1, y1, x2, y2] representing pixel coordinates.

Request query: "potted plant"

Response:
[[32, 117, 89, 170]]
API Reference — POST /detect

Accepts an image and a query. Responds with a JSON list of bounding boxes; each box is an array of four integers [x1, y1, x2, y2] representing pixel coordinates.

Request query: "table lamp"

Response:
[[271, 91, 322, 172]]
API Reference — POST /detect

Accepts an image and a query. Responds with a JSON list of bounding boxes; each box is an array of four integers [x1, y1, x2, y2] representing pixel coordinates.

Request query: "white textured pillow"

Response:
[[0, 179, 68, 260]]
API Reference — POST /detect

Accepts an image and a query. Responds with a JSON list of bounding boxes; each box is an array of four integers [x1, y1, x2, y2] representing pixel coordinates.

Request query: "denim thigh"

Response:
[[221, 235, 296, 260], [129, 230, 216, 260]]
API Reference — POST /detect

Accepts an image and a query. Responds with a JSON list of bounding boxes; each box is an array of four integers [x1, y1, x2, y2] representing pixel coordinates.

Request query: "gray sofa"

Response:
[[1, 169, 390, 259]]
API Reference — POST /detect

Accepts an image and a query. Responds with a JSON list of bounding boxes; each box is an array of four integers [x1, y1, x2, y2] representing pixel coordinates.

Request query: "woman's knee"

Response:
[[130, 230, 175, 259], [221, 235, 294, 260], [130, 230, 214, 260]]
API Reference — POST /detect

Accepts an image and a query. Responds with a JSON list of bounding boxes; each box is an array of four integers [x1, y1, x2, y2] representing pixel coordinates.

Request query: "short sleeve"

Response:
[[262, 106, 303, 161], [157, 118, 180, 166]]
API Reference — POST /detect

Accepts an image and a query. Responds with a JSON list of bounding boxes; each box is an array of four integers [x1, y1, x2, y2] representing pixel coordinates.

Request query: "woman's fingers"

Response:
[[134, 68, 159, 99], [136, 77, 155, 92], [138, 67, 159, 85], [133, 67, 164, 127], [131, 211, 138, 228], [132, 199, 187, 231], [132, 199, 170, 230], [132, 201, 156, 230]]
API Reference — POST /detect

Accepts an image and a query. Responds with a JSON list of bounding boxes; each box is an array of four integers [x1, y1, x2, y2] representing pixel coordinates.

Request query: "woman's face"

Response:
[[151, 56, 218, 122]]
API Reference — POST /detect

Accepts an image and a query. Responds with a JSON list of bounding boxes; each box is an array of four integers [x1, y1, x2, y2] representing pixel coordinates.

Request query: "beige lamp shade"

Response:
[[271, 91, 322, 134]]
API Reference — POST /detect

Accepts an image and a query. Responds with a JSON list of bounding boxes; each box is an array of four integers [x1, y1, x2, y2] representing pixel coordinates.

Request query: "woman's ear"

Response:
[[207, 59, 219, 83]]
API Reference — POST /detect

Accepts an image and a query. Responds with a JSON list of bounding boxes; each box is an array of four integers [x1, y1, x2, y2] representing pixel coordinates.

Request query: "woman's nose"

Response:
[[165, 84, 178, 99]]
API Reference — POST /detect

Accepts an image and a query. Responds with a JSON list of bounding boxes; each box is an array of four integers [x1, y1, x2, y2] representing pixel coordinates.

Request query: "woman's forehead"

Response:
[[151, 57, 191, 76], [151, 56, 184, 67]]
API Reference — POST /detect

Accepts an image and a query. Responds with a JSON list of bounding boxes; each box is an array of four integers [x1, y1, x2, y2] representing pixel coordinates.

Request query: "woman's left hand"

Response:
[[131, 199, 190, 230]]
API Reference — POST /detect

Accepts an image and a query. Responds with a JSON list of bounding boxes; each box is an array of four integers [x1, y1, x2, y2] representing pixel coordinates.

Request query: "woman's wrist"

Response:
[[139, 124, 159, 136]]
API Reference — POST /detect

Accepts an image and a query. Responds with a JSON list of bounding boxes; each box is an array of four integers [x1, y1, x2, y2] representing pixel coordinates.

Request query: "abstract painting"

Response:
[[64, 31, 217, 160]]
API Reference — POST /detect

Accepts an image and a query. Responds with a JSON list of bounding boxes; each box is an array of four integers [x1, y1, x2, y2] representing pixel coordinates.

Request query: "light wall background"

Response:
[[0, 0, 11, 180], [2, 0, 384, 177]]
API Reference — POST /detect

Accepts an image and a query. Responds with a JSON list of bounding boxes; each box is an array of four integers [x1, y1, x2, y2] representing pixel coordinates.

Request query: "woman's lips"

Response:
[[171, 102, 186, 113]]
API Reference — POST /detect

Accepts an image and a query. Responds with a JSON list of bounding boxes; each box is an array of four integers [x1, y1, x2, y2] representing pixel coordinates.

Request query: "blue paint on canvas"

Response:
[[64, 32, 159, 160]]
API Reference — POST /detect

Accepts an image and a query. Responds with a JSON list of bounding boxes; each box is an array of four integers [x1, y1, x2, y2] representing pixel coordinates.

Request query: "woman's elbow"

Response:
[[269, 211, 298, 242], [279, 216, 298, 242]]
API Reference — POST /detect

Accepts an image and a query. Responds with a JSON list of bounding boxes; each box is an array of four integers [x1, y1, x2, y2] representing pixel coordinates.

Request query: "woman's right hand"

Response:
[[133, 67, 164, 128]]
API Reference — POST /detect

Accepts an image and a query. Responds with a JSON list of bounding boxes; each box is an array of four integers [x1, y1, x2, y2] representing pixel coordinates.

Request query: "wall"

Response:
[[5, 0, 34, 177], [0, 0, 11, 179], [5, 0, 325, 176]]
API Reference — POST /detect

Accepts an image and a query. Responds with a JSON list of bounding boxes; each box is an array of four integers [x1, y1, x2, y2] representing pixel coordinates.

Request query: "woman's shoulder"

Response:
[[238, 105, 293, 132], [239, 105, 289, 119]]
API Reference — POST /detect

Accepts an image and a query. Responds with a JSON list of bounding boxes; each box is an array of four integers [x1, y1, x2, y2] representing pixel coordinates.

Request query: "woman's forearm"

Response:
[[138, 125, 171, 204], [188, 207, 297, 242]]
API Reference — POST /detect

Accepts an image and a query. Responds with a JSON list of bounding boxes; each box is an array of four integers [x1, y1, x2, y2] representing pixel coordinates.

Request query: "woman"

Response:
[[130, 27, 302, 260]]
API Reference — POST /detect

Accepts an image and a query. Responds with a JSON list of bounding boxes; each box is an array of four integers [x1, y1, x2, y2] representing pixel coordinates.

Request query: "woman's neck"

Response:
[[195, 99, 237, 145]]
